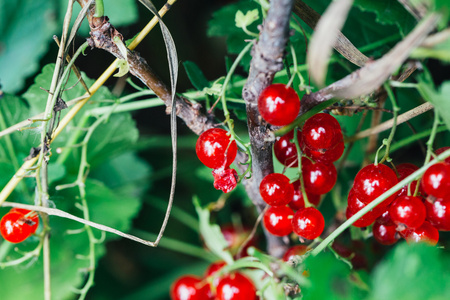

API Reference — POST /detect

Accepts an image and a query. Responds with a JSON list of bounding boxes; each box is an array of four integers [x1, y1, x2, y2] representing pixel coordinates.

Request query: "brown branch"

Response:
[[242, 0, 295, 258]]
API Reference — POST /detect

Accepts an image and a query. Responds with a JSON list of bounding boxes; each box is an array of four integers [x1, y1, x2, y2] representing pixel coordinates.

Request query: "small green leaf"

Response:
[[183, 61, 211, 91], [203, 79, 224, 96], [235, 9, 259, 29], [193, 196, 234, 264], [113, 37, 130, 77]]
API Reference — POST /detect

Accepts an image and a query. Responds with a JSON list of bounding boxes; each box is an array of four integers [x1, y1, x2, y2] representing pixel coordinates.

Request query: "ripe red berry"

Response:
[[274, 130, 300, 167], [302, 140, 345, 163], [212, 168, 238, 193], [289, 180, 321, 210], [196, 128, 237, 169], [263, 206, 294, 236], [260, 173, 294, 206], [301, 113, 343, 151], [282, 245, 309, 262], [0, 209, 39, 243], [205, 261, 226, 294], [291, 207, 325, 240], [258, 84, 300, 126], [421, 162, 450, 199], [216, 273, 257, 300], [372, 220, 399, 245], [396, 163, 421, 197], [346, 206, 376, 228], [424, 196, 450, 231], [302, 158, 337, 195], [170, 275, 211, 300], [389, 196, 426, 230], [434, 147, 450, 164], [346, 189, 384, 227], [401, 221, 439, 246], [352, 163, 398, 206]]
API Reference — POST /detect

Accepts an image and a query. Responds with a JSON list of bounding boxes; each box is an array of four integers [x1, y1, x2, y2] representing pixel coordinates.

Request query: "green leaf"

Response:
[[354, 0, 416, 35], [417, 73, 450, 131], [235, 9, 259, 29], [183, 61, 210, 91], [411, 34, 450, 62], [193, 196, 234, 264], [0, 0, 58, 93], [368, 242, 450, 300]]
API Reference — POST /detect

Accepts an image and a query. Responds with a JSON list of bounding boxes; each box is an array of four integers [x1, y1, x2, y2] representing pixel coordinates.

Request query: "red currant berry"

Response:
[[216, 273, 257, 300], [389, 195, 426, 230], [258, 84, 300, 126], [376, 208, 394, 226], [302, 140, 345, 163], [434, 147, 450, 164], [302, 158, 337, 195], [221, 225, 256, 257], [301, 113, 343, 151], [260, 173, 294, 206], [205, 261, 226, 293], [292, 207, 325, 240], [196, 128, 237, 169], [347, 189, 384, 227], [421, 162, 450, 199], [352, 163, 398, 205], [263, 206, 294, 236], [396, 163, 421, 197], [274, 130, 300, 167], [282, 245, 309, 262], [372, 220, 399, 245], [424, 196, 450, 231], [289, 180, 321, 210], [401, 221, 439, 246], [346, 206, 376, 228], [212, 168, 238, 193], [170, 275, 211, 300], [0, 210, 39, 243]]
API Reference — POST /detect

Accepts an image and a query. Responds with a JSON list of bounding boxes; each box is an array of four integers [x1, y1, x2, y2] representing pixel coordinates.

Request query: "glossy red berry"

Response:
[[389, 196, 426, 230], [401, 221, 439, 246], [346, 189, 384, 227], [302, 140, 345, 163], [421, 162, 450, 199], [346, 207, 376, 228], [301, 113, 343, 151], [424, 196, 450, 231], [196, 128, 237, 169], [372, 220, 399, 245], [170, 275, 211, 300], [352, 163, 398, 205], [282, 245, 309, 262], [273, 130, 300, 167], [302, 158, 337, 195], [258, 84, 300, 126], [216, 272, 257, 300], [292, 207, 325, 240], [434, 147, 450, 164], [263, 206, 294, 236], [289, 180, 321, 210], [396, 163, 421, 197], [0, 209, 39, 243], [205, 261, 226, 293], [212, 168, 238, 193], [260, 173, 294, 206]]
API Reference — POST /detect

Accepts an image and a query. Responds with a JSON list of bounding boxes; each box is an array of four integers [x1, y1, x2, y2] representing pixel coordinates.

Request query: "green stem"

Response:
[[94, 0, 104, 17], [311, 148, 450, 256], [378, 83, 399, 164], [293, 129, 311, 207]]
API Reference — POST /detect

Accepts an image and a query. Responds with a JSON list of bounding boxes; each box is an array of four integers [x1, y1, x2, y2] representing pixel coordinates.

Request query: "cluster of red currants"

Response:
[[0, 208, 39, 243], [348, 147, 450, 246], [170, 261, 257, 300], [196, 128, 239, 193], [260, 105, 344, 242]]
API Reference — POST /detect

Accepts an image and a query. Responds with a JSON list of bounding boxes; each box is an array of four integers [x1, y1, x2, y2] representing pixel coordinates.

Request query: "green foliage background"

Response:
[[0, 0, 450, 299]]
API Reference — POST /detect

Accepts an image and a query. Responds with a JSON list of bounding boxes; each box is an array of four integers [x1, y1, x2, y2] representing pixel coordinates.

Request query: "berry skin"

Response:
[[291, 207, 325, 240], [282, 245, 309, 262], [372, 220, 399, 245], [302, 158, 337, 195], [401, 221, 439, 246], [346, 207, 376, 228], [274, 130, 300, 167], [170, 275, 211, 300], [389, 196, 426, 230], [0, 209, 39, 243], [424, 196, 450, 231], [421, 162, 450, 199], [196, 128, 237, 169], [352, 163, 398, 206], [212, 168, 238, 193], [263, 206, 294, 236], [302, 140, 345, 163], [346, 189, 384, 227], [434, 147, 450, 164], [205, 261, 226, 295], [216, 272, 257, 300], [258, 84, 300, 126], [260, 173, 294, 206], [396, 163, 421, 197], [289, 180, 321, 210], [301, 113, 343, 151]]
